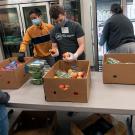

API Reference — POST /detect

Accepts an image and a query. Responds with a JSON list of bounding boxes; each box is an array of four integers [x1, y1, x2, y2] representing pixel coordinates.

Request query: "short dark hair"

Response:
[[29, 8, 42, 16], [49, 5, 65, 19], [111, 3, 123, 14]]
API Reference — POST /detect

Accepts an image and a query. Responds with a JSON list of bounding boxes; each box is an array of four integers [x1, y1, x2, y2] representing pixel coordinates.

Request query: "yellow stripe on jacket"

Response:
[[19, 22, 53, 57]]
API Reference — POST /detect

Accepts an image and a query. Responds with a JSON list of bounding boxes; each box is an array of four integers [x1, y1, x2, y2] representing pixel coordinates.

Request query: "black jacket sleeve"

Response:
[[0, 91, 10, 104], [99, 20, 110, 46]]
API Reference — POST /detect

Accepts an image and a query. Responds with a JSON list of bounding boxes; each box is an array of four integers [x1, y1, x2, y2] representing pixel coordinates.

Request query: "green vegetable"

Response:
[[31, 72, 42, 79], [55, 70, 71, 78], [26, 60, 45, 72], [107, 58, 120, 64], [31, 78, 43, 85]]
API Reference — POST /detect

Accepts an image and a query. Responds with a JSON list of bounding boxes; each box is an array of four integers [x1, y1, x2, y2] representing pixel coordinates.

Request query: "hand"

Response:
[[18, 52, 25, 62], [63, 52, 78, 62], [49, 48, 59, 57]]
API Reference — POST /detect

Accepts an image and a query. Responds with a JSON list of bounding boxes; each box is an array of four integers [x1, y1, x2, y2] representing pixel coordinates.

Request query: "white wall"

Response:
[[81, 0, 94, 66]]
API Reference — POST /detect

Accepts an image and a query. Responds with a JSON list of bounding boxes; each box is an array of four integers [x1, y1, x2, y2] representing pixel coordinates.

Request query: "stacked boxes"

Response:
[[26, 60, 50, 85]]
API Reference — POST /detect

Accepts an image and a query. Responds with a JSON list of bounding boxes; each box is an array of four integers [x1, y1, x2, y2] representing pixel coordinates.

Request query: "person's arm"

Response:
[[99, 21, 110, 46], [0, 91, 10, 104], [65, 36, 85, 61], [75, 36, 85, 58], [74, 22, 85, 58], [50, 29, 59, 57], [51, 43, 59, 57], [18, 30, 31, 62], [66, 22, 85, 61], [19, 30, 31, 53]]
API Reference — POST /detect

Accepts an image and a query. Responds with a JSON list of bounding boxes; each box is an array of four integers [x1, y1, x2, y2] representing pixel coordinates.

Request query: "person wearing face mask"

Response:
[[18, 8, 55, 66], [99, 3, 135, 53], [49, 5, 85, 61]]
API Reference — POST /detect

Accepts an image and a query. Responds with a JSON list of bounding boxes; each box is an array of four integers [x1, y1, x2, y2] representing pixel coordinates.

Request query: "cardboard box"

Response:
[[0, 57, 33, 89], [9, 111, 57, 135], [103, 53, 135, 84], [70, 114, 127, 135], [44, 60, 90, 103]]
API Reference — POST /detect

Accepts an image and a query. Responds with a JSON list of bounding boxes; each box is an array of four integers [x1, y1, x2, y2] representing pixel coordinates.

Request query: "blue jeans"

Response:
[[0, 106, 9, 135]]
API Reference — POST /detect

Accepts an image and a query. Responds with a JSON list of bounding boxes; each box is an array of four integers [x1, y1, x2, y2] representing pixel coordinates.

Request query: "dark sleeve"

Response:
[[50, 28, 57, 43], [75, 22, 85, 38], [99, 21, 110, 46], [0, 91, 10, 104]]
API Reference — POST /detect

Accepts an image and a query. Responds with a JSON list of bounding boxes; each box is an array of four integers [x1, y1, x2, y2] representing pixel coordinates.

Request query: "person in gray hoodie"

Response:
[[0, 91, 10, 135]]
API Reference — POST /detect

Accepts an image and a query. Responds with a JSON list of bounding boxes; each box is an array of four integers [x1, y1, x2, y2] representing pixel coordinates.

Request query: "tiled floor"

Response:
[[8, 108, 135, 135]]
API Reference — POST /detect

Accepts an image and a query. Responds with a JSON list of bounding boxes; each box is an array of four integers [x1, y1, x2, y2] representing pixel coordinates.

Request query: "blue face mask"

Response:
[[32, 18, 41, 26]]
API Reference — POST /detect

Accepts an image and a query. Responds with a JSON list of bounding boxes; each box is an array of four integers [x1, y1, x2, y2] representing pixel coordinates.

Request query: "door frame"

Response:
[[91, 0, 129, 71]]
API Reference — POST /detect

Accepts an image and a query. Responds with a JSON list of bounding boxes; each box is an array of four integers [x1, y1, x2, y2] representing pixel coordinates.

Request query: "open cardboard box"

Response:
[[103, 53, 135, 84], [0, 57, 33, 89], [70, 114, 127, 135], [9, 111, 57, 135], [43, 60, 90, 103]]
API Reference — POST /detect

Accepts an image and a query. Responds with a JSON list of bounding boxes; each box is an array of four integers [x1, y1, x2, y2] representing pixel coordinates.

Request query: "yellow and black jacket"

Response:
[[19, 22, 53, 57]]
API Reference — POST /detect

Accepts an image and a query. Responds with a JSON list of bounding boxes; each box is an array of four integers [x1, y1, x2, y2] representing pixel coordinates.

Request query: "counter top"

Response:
[[4, 72, 135, 115]]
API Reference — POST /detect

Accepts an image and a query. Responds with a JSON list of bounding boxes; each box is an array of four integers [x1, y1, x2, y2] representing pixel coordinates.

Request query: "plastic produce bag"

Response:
[[31, 78, 43, 85], [107, 58, 120, 64]]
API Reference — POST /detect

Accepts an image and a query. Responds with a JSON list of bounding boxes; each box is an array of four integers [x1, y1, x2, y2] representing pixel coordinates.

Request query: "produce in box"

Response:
[[54, 69, 86, 79], [0, 60, 19, 71], [26, 60, 49, 85], [63, 52, 70, 60], [107, 58, 120, 64]]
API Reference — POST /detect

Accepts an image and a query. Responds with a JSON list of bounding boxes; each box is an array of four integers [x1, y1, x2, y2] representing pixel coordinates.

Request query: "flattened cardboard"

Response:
[[0, 57, 33, 89], [71, 123, 84, 135], [44, 60, 90, 103], [103, 53, 135, 84]]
